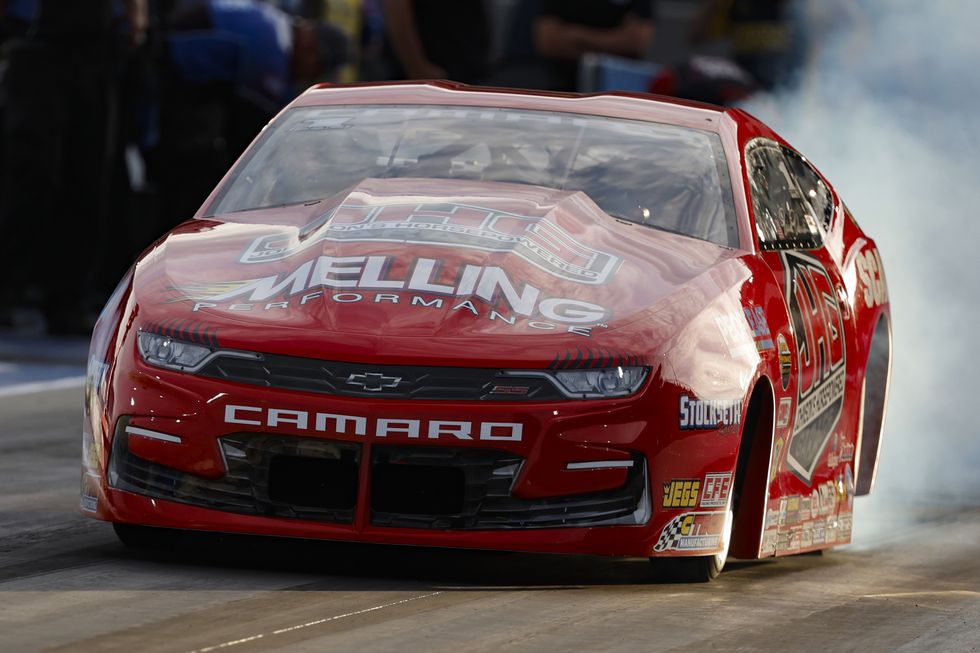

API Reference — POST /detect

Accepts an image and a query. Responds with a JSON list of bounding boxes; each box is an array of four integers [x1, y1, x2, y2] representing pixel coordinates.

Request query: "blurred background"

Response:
[[0, 0, 880, 333], [0, 0, 977, 541]]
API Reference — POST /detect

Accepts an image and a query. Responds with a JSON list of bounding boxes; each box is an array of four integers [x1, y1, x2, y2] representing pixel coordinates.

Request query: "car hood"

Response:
[[133, 178, 746, 366]]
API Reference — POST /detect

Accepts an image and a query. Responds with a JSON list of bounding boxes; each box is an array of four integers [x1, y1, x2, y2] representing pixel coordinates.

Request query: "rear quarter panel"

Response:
[[726, 108, 891, 557]]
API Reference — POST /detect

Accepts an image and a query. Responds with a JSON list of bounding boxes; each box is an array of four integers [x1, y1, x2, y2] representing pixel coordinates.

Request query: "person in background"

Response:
[[321, 0, 361, 83], [270, 0, 325, 19], [358, 0, 386, 81], [0, 0, 146, 334], [167, 0, 349, 108], [0, 0, 38, 46], [382, 0, 489, 84], [691, 0, 797, 90], [298, 0, 387, 83], [534, 0, 655, 92], [691, 0, 864, 92], [156, 0, 348, 229]]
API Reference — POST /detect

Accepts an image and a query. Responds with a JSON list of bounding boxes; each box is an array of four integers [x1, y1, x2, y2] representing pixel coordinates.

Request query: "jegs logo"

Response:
[[239, 201, 622, 285], [662, 479, 700, 509], [782, 252, 846, 484]]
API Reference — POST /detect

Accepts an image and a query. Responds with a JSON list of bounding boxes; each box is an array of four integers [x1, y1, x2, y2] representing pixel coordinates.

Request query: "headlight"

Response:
[[499, 366, 649, 399], [136, 332, 213, 371], [553, 366, 648, 397]]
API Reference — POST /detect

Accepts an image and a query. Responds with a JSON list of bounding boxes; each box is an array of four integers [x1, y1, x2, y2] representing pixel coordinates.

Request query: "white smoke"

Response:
[[742, 1, 980, 542]]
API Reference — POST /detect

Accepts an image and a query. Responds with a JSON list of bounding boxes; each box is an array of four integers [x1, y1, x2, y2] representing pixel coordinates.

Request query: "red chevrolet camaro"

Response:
[[82, 82, 891, 581]]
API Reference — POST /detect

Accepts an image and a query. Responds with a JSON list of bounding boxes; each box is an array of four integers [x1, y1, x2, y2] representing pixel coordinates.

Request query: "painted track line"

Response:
[[863, 590, 980, 599], [0, 375, 85, 398], [186, 591, 443, 653]]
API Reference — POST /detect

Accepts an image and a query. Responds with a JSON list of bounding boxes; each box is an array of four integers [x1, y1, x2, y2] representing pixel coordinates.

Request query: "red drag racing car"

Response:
[[82, 82, 891, 581]]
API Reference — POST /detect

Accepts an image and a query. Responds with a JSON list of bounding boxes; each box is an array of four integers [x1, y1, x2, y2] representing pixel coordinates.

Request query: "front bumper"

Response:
[[101, 488, 660, 557], [108, 421, 650, 530], [101, 422, 655, 555], [82, 354, 702, 558]]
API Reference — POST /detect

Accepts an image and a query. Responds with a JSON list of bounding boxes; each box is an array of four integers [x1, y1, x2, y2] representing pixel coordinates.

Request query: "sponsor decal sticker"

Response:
[[786, 496, 801, 525], [80, 473, 100, 513], [766, 492, 846, 554], [653, 511, 727, 552], [776, 396, 793, 428], [80, 494, 98, 513], [827, 432, 841, 468], [826, 432, 855, 469], [787, 528, 802, 551], [176, 254, 610, 336], [744, 306, 775, 352], [782, 252, 846, 484], [855, 248, 887, 308], [761, 528, 778, 555], [825, 515, 838, 543], [812, 518, 826, 545], [238, 201, 622, 284], [678, 395, 743, 430], [777, 333, 792, 390], [662, 479, 701, 509], [819, 481, 837, 516], [844, 463, 855, 509], [715, 310, 757, 360], [699, 473, 733, 508], [801, 523, 814, 549], [777, 530, 790, 551], [838, 512, 853, 541], [765, 508, 781, 529], [771, 437, 785, 481]]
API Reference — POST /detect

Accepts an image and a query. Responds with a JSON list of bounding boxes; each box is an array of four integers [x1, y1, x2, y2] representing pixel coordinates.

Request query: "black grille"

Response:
[[370, 446, 649, 529], [108, 420, 359, 523], [198, 353, 563, 401], [268, 456, 358, 510], [109, 424, 649, 530]]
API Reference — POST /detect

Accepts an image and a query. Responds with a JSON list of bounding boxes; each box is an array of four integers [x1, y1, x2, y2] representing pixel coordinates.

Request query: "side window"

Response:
[[746, 142, 821, 250], [782, 149, 835, 231]]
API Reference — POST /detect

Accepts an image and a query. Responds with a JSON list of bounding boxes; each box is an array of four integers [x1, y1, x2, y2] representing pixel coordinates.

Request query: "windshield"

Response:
[[209, 105, 738, 247]]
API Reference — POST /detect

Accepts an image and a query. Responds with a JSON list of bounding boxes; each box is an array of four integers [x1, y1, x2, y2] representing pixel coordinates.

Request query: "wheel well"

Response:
[[729, 377, 775, 559], [856, 314, 891, 495]]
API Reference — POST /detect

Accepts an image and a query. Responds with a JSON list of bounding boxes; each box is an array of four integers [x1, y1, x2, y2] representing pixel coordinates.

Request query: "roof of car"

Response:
[[291, 80, 730, 134]]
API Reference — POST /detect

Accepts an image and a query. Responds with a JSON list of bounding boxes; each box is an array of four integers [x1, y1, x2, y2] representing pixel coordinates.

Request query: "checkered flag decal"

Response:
[[654, 515, 686, 552]]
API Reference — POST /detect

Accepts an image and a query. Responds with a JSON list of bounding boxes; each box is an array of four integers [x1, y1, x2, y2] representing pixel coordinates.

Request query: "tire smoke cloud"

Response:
[[742, 1, 980, 540]]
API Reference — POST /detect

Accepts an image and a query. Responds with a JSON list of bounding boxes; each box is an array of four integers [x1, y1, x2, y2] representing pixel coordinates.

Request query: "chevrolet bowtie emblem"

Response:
[[345, 372, 402, 392]]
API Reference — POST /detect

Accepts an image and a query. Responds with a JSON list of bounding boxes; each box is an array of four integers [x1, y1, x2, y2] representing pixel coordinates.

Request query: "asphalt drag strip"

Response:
[[1, 384, 979, 653]]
